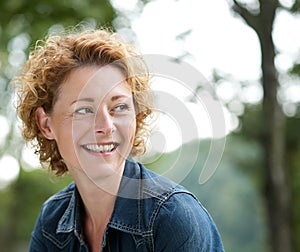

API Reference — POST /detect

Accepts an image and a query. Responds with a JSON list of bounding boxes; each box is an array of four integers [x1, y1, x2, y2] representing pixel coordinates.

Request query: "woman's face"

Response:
[[40, 65, 136, 183]]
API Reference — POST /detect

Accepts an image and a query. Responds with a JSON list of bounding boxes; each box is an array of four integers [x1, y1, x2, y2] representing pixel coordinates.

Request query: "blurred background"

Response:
[[0, 0, 300, 251]]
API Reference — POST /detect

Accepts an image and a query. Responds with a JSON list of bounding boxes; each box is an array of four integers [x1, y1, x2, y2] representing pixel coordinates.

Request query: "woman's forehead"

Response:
[[58, 65, 132, 103]]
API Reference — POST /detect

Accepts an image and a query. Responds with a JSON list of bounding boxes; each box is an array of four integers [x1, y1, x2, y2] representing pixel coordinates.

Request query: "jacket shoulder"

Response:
[[39, 182, 75, 227], [153, 191, 224, 251]]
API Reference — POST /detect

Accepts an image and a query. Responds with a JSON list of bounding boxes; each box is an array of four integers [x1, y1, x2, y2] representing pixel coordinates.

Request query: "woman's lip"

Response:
[[82, 143, 119, 153], [84, 141, 116, 145]]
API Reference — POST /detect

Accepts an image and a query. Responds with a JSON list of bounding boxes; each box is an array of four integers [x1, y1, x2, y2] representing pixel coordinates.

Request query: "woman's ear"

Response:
[[35, 107, 55, 140]]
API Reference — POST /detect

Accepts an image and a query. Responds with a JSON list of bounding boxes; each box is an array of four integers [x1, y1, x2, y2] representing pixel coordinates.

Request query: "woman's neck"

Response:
[[75, 170, 122, 224], [74, 171, 123, 252]]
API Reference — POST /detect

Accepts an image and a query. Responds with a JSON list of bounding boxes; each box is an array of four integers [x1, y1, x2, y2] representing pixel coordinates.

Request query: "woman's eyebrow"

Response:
[[111, 95, 130, 102], [70, 98, 94, 105]]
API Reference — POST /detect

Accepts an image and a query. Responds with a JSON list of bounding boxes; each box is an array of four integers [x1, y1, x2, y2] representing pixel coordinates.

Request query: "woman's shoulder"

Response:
[[136, 166, 225, 251], [43, 182, 75, 205], [152, 189, 224, 251], [40, 182, 76, 220], [31, 182, 80, 248], [160, 190, 210, 220]]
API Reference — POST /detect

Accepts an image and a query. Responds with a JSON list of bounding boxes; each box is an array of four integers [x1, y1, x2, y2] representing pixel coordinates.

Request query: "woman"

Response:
[[14, 28, 224, 251]]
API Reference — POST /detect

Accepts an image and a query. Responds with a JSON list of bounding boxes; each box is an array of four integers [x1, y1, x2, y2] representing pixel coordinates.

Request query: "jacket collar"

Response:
[[56, 183, 82, 233], [108, 158, 143, 234], [56, 158, 177, 235], [109, 158, 178, 234], [55, 158, 142, 234]]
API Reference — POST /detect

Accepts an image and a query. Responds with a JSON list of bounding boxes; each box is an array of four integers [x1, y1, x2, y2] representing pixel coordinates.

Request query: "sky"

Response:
[[1, 0, 300, 185]]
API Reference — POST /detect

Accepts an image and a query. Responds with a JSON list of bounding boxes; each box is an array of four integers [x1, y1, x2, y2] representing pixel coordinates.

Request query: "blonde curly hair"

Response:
[[14, 28, 153, 176]]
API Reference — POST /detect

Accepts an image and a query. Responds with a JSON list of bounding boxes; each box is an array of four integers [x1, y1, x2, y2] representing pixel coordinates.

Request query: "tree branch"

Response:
[[231, 0, 260, 31]]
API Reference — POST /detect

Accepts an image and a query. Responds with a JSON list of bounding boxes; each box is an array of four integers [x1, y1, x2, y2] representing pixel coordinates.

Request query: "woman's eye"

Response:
[[114, 104, 129, 112], [75, 107, 93, 115]]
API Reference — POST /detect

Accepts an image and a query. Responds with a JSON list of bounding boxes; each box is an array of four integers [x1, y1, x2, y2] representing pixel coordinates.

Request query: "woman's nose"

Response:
[[94, 108, 114, 135]]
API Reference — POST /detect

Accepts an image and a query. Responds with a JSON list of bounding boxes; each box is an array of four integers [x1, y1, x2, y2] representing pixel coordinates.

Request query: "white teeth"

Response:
[[85, 144, 115, 153]]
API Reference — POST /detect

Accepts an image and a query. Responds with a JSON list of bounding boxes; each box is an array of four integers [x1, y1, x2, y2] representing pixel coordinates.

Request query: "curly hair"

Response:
[[14, 28, 153, 176]]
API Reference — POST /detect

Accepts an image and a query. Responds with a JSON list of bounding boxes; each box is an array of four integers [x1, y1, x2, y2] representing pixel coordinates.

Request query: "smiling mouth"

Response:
[[83, 143, 119, 153]]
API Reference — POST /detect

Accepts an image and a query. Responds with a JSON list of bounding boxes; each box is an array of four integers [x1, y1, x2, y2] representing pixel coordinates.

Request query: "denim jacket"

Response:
[[29, 158, 224, 251]]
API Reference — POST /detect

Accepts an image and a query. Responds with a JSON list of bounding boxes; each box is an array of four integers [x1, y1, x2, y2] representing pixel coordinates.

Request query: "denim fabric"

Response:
[[29, 158, 224, 251]]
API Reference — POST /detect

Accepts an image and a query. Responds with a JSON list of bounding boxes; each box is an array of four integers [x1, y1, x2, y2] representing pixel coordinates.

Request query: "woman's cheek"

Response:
[[71, 118, 94, 139], [128, 116, 137, 139]]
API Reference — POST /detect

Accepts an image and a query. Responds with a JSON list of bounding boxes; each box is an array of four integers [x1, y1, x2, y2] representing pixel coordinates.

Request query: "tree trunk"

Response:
[[232, 0, 292, 251], [259, 28, 292, 252], [257, 2, 292, 252]]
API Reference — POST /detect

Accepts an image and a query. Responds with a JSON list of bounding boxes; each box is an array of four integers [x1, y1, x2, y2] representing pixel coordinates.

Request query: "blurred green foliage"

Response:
[[0, 0, 115, 50], [286, 116, 300, 250], [0, 169, 72, 251], [239, 105, 300, 251]]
